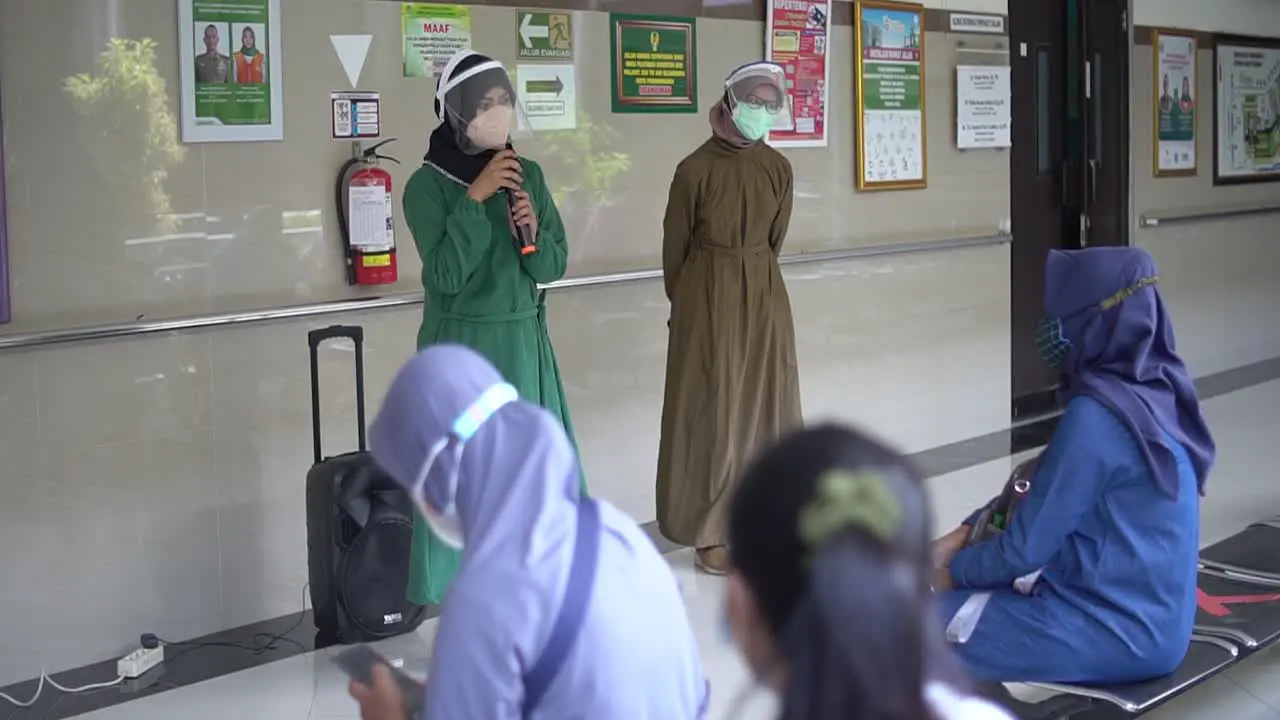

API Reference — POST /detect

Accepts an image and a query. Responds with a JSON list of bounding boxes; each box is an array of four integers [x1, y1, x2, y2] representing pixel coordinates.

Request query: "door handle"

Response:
[[1088, 159, 1097, 203]]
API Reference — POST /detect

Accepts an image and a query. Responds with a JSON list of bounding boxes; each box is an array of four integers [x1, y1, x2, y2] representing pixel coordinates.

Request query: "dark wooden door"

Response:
[[1082, 0, 1130, 247], [1009, 0, 1072, 417]]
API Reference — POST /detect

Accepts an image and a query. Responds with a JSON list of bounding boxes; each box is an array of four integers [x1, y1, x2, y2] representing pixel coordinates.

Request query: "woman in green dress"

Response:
[[400, 50, 584, 605]]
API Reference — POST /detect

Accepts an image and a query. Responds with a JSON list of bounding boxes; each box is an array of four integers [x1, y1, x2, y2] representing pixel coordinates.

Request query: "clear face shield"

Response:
[[437, 55, 533, 155], [405, 382, 519, 549], [723, 62, 793, 141]]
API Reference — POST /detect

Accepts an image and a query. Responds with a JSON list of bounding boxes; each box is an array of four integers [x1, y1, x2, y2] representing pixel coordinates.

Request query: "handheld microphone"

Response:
[[505, 143, 537, 255]]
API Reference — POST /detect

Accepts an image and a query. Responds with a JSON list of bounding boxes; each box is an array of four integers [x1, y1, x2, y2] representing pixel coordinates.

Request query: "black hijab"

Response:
[[425, 52, 516, 183]]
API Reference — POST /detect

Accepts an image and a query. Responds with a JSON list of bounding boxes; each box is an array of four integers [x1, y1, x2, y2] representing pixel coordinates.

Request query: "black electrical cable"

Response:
[[150, 583, 310, 665]]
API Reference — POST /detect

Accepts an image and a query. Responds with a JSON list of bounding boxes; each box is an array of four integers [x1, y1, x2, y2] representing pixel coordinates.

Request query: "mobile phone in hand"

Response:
[[333, 644, 425, 717]]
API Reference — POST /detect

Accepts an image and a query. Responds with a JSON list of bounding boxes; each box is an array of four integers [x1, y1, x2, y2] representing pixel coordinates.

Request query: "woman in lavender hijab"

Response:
[[349, 344, 708, 720]]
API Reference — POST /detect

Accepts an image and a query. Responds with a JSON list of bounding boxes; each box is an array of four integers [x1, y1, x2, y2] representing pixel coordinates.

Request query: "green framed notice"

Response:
[[854, 0, 927, 191], [178, 0, 284, 142], [609, 13, 697, 114]]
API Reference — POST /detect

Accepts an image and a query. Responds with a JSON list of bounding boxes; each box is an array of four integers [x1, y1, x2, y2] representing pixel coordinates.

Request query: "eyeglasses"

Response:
[[741, 95, 784, 114]]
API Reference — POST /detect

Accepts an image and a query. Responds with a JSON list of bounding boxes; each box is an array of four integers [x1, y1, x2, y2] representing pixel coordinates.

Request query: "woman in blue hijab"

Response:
[[932, 247, 1215, 684], [350, 345, 707, 718]]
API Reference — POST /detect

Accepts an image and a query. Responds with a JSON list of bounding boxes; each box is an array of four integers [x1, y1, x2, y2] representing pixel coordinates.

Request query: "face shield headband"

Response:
[[434, 51, 507, 119]]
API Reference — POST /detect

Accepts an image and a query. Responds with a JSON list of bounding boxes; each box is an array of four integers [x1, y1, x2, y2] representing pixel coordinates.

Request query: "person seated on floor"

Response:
[[722, 423, 1014, 720], [932, 247, 1216, 685], [347, 345, 708, 719]]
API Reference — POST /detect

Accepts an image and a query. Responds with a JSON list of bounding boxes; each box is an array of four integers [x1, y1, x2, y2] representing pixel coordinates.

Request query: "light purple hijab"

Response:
[[369, 345, 708, 719]]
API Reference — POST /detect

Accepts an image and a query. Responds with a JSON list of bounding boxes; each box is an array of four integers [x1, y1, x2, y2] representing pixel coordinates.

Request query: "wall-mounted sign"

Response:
[[0, 76, 8, 324], [332, 91, 381, 139], [956, 65, 1011, 149], [330, 34, 373, 88], [609, 13, 698, 113], [948, 12, 1005, 35], [402, 3, 472, 78], [855, 0, 927, 190], [766, 0, 832, 147], [177, 0, 285, 143], [1154, 30, 1197, 176], [517, 64, 577, 131], [1214, 38, 1280, 185], [516, 11, 573, 61]]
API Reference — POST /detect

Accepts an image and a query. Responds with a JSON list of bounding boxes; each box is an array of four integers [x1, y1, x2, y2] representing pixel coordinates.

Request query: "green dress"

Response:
[[402, 158, 586, 605]]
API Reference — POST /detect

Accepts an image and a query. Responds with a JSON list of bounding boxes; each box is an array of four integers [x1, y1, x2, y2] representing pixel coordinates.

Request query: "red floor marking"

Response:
[[1197, 588, 1280, 617]]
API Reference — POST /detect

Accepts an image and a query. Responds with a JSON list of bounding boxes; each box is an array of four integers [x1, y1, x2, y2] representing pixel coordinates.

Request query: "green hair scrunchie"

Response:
[[798, 470, 903, 549]]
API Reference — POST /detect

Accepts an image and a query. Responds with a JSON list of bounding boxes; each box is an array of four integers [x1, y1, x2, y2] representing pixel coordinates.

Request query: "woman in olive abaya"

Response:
[[656, 62, 803, 575], [400, 50, 585, 604]]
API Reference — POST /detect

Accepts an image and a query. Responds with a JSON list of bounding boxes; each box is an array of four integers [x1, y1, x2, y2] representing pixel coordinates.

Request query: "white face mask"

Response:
[[465, 105, 513, 150], [407, 383, 519, 550]]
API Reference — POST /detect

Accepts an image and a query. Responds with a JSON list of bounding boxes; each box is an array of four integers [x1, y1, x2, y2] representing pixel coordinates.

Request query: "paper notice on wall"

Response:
[[766, 0, 831, 147], [956, 65, 1011, 149], [402, 4, 472, 78], [517, 64, 577, 131]]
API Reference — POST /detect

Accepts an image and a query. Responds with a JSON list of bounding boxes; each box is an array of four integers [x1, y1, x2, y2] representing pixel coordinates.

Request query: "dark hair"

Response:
[[728, 424, 964, 720]]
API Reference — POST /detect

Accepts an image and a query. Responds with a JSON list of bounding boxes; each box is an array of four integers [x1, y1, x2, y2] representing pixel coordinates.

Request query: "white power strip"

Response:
[[117, 646, 164, 679]]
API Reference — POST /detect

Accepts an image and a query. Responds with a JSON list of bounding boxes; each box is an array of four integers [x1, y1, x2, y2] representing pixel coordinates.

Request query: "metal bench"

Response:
[[991, 519, 1280, 719], [1012, 636, 1240, 718], [1199, 520, 1280, 582], [1193, 568, 1280, 649]]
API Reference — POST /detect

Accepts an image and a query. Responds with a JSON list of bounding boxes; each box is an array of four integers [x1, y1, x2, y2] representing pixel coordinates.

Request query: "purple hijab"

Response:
[[368, 345, 709, 718], [369, 344, 582, 712], [1045, 247, 1215, 498]]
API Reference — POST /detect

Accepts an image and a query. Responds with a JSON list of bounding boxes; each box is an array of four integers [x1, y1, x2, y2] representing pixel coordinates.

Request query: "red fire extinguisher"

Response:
[[336, 138, 400, 286]]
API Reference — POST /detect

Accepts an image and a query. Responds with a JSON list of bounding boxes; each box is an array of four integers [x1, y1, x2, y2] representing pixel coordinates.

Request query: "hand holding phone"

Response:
[[336, 645, 424, 719]]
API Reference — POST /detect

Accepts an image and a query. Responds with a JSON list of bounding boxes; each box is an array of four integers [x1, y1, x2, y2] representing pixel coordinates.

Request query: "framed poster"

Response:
[[854, 0, 927, 190], [1153, 29, 1198, 176], [1214, 36, 1280, 185], [0, 76, 8, 324], [766, 0, 831, 147], [609, 14, 698, 114], [178, 0, 284, 143]]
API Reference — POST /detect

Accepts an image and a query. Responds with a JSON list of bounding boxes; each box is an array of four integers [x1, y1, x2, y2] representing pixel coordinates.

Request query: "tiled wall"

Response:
[[1129, 33, 1280, 375], [0, 0, 1012, 682]]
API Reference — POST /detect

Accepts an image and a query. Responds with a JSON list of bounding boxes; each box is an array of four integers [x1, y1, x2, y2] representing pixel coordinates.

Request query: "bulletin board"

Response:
[[854, 0, 928, 191], [1214, 36, 1280, 185], [0, 77, 9, 324]]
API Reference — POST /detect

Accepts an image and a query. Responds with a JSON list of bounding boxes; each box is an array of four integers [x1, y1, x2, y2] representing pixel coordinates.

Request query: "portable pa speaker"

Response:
[[305, 325, 427, 644]]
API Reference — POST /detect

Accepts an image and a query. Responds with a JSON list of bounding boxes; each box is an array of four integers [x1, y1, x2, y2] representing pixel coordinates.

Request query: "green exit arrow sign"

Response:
[[525, 76, 565, 96], [516, 11, 573, 60]]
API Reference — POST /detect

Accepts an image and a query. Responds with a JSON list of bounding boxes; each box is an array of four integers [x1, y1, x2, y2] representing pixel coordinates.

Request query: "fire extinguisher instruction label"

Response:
[[331, 91, 381, 139], [347, 181, 393, 252]]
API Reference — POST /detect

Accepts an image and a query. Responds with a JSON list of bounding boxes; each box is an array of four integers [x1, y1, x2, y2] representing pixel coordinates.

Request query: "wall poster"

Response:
[[766, 0, 831, 147], [956, 65, 1011, 149], [0, 76, 9, 324], [854, 0, 926, 190], [178, 0, 284, 143], [1215, 37, 1280, 184], [609, 14, 698, 113], [1153, 30, 1197, 176], [402, 4, 472, 78]]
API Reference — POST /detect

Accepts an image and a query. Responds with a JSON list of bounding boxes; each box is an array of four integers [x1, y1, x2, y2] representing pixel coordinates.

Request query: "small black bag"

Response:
[[304, 325, 427, 644], [967, 455, 1039, 545]]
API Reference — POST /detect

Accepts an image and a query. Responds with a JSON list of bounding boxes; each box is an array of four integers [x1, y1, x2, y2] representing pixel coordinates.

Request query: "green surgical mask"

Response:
[[731, 104, 772, 141]]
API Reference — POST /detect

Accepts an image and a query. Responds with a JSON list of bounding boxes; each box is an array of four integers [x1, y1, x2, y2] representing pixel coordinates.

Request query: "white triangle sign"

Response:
[[330, 34, 372, 88]]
